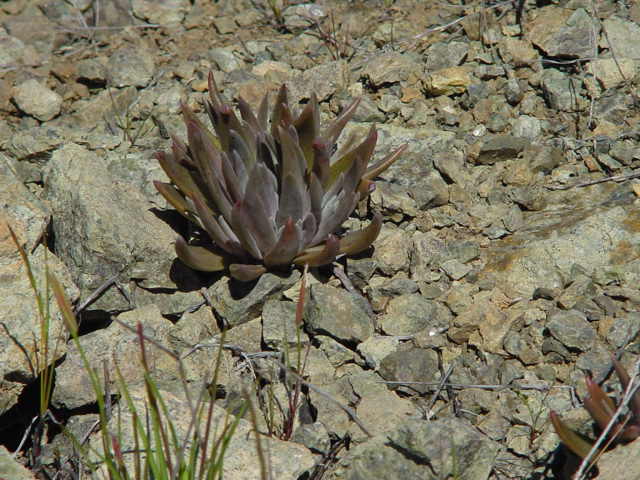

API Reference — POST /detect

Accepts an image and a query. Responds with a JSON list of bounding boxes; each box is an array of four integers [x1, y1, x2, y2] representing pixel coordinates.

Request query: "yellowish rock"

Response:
[[424, 66, 471, 96]]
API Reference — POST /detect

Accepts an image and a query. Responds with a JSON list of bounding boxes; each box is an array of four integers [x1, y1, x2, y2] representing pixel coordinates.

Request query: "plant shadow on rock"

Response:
[[149, 206, 221, 292]]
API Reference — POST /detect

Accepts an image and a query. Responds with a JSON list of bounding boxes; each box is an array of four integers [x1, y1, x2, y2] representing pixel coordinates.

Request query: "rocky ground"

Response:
[[1, 0, 640, 478]]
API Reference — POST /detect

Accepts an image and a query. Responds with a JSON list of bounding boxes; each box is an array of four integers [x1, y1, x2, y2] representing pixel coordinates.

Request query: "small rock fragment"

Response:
[[12, 78, 62, 121], [107, 47, 155, 88], [547, 310, 596, 351], [477, 135, 530, 164], [425, 66, 472, 95]]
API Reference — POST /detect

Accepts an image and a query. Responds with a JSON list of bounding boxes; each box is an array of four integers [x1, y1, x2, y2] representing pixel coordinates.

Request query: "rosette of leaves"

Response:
[[154, 73, 406, 281], [550, 358, 640, 461]]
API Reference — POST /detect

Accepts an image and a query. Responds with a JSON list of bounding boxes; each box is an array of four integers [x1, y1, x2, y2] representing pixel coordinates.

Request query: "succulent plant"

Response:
[[154, 73, 406, 281], [550, 358, 640, 461]]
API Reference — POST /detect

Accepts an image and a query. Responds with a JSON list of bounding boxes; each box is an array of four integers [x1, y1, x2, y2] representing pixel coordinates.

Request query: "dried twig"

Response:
[[55, 23, 163, 32], [424, 363, 454, 420], [596, 3, 629, 85], [515, 0, 526, 28], [332, 263, 358, 296], [74, 271, 123, 314], [586, 0, 600, 130], [30, 215, 52, 254], [546, 170, 640, 191], [378, 380, 574, 394]]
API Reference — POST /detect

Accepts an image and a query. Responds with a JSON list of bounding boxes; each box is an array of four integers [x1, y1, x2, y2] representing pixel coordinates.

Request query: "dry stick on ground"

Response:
[[574, 358, 640, 480], [546, 169, 640, 191], [423, 363, 454, 420], [30, 215, 51, 254], [583, 0, 632, 132], [332, 263, 358, 297], [56, 23, 163, 32], [585, 0, 600, 130], [378, 381, 576, 394], [595, 2, 629, 86], [333, 263, 375, 317], [515, 0, 526, 28], [74, 271, 123, 314]]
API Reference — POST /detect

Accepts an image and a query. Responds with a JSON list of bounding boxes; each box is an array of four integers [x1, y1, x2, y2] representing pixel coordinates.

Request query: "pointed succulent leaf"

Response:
[[221, 106, 246, 154], [203, 101, 230, 151], [182, 102, 221, 152], [217, 215, 241, 246], [206, 73, 247, 150], [357, 178, 376, 197], [204, 101, 244, 153], [278, 173, 307, 226], [230, 201, 263, 260], [251, 160, 279, 223], [183, 114, 234, 220], [584, 369, 640, 443], [229, 146, 249, 192], [277, 125, 311, 224], [175, 236, 227, 272], [264, 217, 302, 267], [221, 151, 243, 204], [279, 125, 307, 179], [583, 395, 615, 434], [257, 93, 269, 130], [207, 71, 226, 108], [293, 93, 320, 168], [199, 152, 233, 222], [308, 171, 324, 224], [237, 96, 260, 132], [338, 212, 382, 256], [332, 130, 359, 162], [550, 411, 594, 459], [612, 358, 640, 421], [242, 163, 278, 253], [312, 140, 330, 186], [191, 195, 244, 257], [363, 143, 407, 182], [322, 97, 361, 149], [585, 375, 617, 421], [301, 212, 318, 247], [229, 130, 255, 179], [257, 133, 278, 174], [271, 85, 290, 141], [311, 190, 358, 246], [170, 135, 192, 166], [153, 181, 195, 220], [327, 125, 377, 188], [322, 170, 347, 208], [229, 263, 267, 282], [293, 234, 339, 267], [156, 151, 198, 199], [322, 156, 363, 211], [342, 144, 370, 196]]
